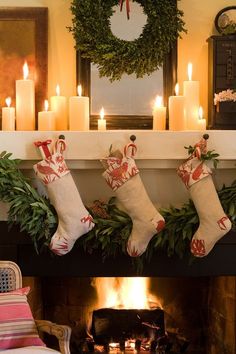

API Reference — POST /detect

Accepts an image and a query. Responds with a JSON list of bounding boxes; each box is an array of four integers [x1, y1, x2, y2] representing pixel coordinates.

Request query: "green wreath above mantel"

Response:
[[0, 150, 236, 271], [69, 0, 186, 81]]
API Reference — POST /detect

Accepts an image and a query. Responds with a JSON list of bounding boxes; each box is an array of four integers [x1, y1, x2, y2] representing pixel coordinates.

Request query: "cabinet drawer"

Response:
[[216, 41, 236, 53], [215, 77, 236, 89]]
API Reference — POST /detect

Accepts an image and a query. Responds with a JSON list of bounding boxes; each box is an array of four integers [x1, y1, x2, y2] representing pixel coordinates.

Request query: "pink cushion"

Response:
[[0, 287, 45, 350]]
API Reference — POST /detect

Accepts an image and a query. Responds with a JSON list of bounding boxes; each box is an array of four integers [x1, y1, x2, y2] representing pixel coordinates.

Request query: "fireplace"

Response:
[[1, 131, 236, 353], [22, 275, 236, 354]]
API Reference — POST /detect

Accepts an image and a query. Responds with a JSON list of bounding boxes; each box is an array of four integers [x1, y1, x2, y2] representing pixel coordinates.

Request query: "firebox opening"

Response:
[[23, 276, 236, 354]]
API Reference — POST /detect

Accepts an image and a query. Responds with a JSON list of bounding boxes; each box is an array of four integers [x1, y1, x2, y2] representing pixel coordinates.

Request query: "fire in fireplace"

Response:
[[79, 278, 189, 353], [33, 275, 235, 354]]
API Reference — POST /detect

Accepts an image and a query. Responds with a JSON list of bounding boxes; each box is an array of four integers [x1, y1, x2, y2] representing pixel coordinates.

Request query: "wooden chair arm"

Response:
[[35, 319, 71, 354]]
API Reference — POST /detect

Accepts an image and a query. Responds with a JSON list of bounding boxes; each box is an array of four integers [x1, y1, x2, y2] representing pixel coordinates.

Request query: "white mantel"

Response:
[[0, 130, 236, 220], [1, 130, 236, 169]]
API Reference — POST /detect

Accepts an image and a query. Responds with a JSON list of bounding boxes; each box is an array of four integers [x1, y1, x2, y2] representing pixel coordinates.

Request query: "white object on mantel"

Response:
[[0, 131, 236, 168]]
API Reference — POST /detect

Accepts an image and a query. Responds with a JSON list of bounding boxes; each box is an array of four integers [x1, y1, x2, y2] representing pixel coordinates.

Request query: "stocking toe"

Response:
[[127, 240, 146, 257], [50, 236, 75, 256], [190, 239, 206, 257]]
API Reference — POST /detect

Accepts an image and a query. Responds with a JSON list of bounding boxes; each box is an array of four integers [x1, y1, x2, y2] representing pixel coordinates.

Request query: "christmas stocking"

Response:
[[102, 140, 165, 257], [177, 136, 231, 257], [33, 138, 94, 255]]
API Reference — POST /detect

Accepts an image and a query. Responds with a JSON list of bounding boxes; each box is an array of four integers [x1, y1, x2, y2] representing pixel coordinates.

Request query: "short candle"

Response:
[[38, 100, 56, 131], [198, 106, 206, 131], [98, 107, 106, 131], [2, 97, 15, 131], [69, 85, 89, 131], [152, 95, 166, 130], [168, 83, 186, 131], [50, 84, 68, 130]]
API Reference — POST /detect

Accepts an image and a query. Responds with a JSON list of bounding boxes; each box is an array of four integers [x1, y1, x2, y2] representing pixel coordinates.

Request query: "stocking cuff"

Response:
[[102, 156, 139, 191], [33, 153, 70, 185], [177, 157, 212, 189]]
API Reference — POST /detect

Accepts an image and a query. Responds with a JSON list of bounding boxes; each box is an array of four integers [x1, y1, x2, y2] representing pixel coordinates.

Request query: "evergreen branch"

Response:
[[68, 0, 186, 81]]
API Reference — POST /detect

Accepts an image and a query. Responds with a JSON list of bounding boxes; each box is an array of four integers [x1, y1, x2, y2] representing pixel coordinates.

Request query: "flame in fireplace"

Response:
[[92, 277, 162, 309]]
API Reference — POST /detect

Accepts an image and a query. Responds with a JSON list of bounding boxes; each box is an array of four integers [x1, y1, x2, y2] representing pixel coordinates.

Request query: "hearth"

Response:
[[36, 277, 214, 354]]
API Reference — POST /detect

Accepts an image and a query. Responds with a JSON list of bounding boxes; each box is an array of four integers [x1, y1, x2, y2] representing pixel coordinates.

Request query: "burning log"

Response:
[[91, 308, 165, 345]]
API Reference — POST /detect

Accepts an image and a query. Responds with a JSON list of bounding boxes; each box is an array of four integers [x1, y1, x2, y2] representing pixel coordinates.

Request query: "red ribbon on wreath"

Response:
[[119, 0, 130, 20]]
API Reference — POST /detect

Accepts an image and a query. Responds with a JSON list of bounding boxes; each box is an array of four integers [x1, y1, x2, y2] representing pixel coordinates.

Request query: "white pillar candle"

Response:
[[69, 85, 89, 131], [98, 107, 106, 131], [16, 62, 35, 130], [50, 84, 68, 130], [183, 63, 200, 130], [168, 84, 186, 131], [198, 106, 207, 131], [152, 96, 166, 130], [2, 97, 15, 131], [38, 100, 56, 131]]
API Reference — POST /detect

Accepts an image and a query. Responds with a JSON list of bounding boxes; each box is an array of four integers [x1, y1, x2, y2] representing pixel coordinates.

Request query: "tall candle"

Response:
[[50, 84, 68, 130], [168, 83, 186, 131], [152, 96, 166, 130], [16, 62, 35, 130], [38, 100, 56, 131], [69, 85, 89, 130], [198, 106, 206, 131], [98, 107, 106, 131], [2, 97, 15, 131], [183, 63, 200, 130]]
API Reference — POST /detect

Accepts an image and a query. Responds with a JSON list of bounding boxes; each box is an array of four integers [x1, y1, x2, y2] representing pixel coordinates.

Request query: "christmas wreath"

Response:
[[69, 0, 186, 81], [0, 149, 236, 270]]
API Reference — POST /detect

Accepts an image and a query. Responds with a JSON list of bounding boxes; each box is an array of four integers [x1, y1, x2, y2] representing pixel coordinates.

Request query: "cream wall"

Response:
[[0, 0, 235, 120]]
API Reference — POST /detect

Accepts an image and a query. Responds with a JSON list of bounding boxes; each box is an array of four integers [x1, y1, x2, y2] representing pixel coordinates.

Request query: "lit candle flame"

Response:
[[130, 342, 135, 349], [56, 84, 60, 96], [44, 100, 49, 112], [198, 106, 203, 120], [100, 107, 105, 120], [5, 97, 11, 107], [77, 84, 82, 97], [92, 277, 162, 310], [175, 83, 179, 96], [188, 62, 192, 81], [23, 62, 29, 80], [154, 95, 163, 108]]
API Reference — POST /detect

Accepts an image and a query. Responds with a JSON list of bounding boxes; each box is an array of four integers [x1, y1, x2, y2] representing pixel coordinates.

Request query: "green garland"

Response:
[[0, 150, 236, 267], [0, 151, 57, 253], [69, 0, 186, 81]]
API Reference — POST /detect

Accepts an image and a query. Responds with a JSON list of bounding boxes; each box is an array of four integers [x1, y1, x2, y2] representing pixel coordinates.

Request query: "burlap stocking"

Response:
[[177, 136, 231, 257], [102, 141, 165, 257], [33, 138, 94, 255]]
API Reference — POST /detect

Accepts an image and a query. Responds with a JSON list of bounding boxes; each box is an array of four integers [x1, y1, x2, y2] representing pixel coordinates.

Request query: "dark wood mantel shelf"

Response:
[[1, 221, 236, 277]]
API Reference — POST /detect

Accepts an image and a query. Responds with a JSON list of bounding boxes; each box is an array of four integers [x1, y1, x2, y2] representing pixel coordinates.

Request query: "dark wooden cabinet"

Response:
[[208, 35, 236, 129]]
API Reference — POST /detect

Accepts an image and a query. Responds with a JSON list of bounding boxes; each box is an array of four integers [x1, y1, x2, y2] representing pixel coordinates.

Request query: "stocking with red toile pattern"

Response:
[[177, 135, 231, 257], [102, 138, 165, 257], [33, 137, 94, 255]]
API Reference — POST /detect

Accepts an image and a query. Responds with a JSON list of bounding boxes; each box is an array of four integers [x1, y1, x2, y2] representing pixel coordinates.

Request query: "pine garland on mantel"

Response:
[[0, 150, 236, 266]]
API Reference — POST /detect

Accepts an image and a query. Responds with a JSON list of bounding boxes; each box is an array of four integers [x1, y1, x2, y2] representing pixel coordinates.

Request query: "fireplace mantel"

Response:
[[1, 130, 236, 169], [1, 130, 236, 277]]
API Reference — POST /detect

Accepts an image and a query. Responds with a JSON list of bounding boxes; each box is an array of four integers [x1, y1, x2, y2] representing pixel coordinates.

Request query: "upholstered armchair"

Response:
[[0, 260, 71, 354]]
